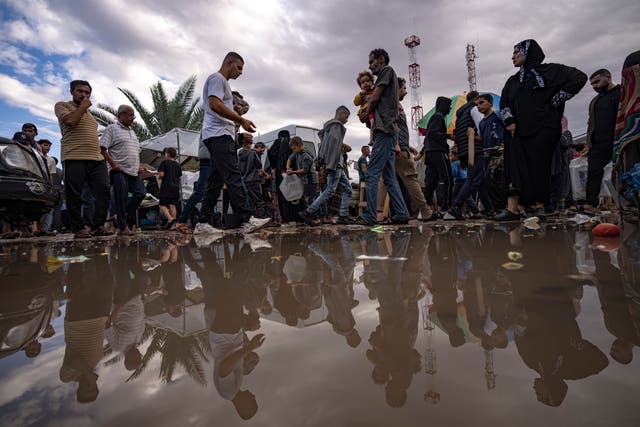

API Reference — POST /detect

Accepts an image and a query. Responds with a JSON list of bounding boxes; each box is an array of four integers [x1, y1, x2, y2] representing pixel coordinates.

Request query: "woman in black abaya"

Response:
[[496, 39, 587, 220], [267, 130, 300, 222]]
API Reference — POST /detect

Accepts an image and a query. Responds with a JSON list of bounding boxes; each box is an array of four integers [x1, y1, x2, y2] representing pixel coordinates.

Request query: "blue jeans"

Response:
[[178, 159, 210, 223], [110, 171, 146, 230], [306, 167, 351, 217], [363, 131, 409, 223]]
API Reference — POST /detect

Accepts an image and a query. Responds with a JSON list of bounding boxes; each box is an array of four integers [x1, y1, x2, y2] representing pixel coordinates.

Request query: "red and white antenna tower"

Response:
[[404, 35, 423, 133]]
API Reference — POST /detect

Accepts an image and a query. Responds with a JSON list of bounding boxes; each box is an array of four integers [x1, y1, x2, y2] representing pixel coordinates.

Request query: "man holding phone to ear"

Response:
[[55, 80, 112, 238]]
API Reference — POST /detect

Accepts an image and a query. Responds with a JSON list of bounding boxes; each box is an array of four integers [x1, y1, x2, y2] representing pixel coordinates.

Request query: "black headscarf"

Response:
[[515, 39, 546, 88], [435, 96, 452, 115]]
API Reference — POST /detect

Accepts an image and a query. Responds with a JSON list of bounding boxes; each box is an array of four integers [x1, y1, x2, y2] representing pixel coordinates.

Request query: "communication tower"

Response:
[[404, 35, 423, 132]]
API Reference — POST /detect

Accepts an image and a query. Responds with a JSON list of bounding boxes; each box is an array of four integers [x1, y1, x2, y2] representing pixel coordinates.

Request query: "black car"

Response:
[[0, 137, 58, 223]]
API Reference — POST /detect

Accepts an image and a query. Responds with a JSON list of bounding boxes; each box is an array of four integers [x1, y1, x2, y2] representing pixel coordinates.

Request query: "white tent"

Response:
[[139, 128, 201, 158]]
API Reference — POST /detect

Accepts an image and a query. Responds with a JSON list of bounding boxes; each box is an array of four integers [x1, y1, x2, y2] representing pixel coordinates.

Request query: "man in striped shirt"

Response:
[[54, 80, 112, 238], [100, 105, 145, 236]]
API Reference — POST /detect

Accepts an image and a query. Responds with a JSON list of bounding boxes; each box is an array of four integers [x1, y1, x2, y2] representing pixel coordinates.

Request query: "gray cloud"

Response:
[[0, 0, 639, 158]]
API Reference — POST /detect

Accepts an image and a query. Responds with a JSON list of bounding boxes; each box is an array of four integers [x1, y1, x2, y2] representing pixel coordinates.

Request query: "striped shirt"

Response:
[[100, 121, 140, 176], [54, 101, 103, 162]]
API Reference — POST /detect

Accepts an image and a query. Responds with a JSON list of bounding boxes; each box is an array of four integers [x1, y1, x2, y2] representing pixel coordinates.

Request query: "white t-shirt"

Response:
[[210, 331, 244, 400], [202, 72, 235, 140], [470, 105, 483, 129]]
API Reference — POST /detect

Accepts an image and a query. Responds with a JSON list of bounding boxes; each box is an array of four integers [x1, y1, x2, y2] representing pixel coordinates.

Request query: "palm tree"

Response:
[[126, 325, 212, 386], [93, 75, 204, 142]]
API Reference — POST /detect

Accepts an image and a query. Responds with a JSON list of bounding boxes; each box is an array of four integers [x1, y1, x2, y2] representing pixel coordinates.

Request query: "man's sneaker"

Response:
[[353, 216, 375, 226], [298, 210, 314, 226], [194, 222, 222, 235], [336, 215, 355, 225], [242, 216, 271, 233], [443, 207, 464, 221]]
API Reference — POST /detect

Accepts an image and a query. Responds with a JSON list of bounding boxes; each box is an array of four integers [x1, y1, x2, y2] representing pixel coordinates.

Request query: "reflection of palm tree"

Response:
[[127, 325, 211, 386], [92, 76, 204, 141]]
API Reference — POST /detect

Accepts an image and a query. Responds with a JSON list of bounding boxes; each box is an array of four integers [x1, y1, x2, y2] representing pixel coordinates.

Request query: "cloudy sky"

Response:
[[1, 0, 639, 161]]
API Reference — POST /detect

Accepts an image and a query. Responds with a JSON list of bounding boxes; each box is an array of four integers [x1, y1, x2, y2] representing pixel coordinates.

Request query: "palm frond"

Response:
[[150, 82, 171, 133], [119, 88, 159, 135]]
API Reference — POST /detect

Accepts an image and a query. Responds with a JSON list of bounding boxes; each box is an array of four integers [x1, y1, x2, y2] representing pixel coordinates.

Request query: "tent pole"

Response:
[[176, 129, 183, 212]]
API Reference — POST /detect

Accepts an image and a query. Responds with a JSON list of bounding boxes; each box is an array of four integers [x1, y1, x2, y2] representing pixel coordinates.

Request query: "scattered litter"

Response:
[[356, 255, 408, 261], [508, 251, 523, 261], [371, 226, 385, 233], [53, 255, 90, 264], [568, 214, 591, 225], [244, 234, 272, 251], [522, 216, 541, 230], [501, 262, 524, 271], [271, 256, 282, 262], [129, 270, 135, 280], [141, 258, 161, 272]]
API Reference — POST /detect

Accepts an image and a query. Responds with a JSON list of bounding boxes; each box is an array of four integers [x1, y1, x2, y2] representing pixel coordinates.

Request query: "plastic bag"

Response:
[[569, 157, 613, 200], [279, 173, 304, 202]]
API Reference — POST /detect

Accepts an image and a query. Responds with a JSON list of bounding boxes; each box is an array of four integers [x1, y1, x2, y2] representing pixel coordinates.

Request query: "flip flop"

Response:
[[165, 219, 177, 230]]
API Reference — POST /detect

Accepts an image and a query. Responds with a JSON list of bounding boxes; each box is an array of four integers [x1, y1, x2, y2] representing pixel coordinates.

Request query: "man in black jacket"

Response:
[[582, 69, 621, 213], [453, 91, 479, 168], [420, 96, 452, 211]]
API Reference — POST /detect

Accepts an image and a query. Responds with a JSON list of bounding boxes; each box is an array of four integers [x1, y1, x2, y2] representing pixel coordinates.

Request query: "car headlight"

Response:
[[0, 144, 46, 178]]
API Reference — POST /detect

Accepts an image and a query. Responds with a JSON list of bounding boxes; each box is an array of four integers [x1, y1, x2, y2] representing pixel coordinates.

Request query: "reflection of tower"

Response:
[[421, 290, 440, 404], [484, 349, 496, 390], [404, 35, 424, 135], [466, 44, 478, 92]]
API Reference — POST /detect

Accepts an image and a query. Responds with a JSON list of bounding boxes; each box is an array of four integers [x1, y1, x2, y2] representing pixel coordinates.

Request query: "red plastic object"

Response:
[[592, 223, 621, 238]]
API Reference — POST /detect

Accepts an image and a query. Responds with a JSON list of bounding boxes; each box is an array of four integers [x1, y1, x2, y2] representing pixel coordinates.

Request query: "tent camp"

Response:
[[139, 128, 201, 169]]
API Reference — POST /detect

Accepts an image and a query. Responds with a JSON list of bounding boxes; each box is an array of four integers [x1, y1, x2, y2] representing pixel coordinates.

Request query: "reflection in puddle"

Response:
[[1, 223, 639, 424]]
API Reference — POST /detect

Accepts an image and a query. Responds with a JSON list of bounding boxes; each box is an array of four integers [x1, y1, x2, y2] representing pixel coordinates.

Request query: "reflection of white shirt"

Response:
[[105, 296, 144, 353], [210, 331, 244, 400]]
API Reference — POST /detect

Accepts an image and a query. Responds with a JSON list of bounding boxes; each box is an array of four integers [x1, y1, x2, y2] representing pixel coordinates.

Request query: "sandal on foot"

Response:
[[91, 226, 114, 237], [74, 229, 92, 239]]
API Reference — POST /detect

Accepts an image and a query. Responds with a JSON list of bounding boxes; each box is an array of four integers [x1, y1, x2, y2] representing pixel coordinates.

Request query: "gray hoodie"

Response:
[[317, 119, 346, 171]]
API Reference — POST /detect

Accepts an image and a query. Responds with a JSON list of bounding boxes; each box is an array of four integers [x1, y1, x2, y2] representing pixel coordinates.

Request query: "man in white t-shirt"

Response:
[[195, 52, 269, 234]]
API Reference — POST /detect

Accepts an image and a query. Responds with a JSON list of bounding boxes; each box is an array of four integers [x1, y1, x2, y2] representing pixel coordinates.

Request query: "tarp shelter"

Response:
[[139, 128, 200, 170]]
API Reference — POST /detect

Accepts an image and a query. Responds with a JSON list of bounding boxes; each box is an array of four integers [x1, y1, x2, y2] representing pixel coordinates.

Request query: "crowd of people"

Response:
[[1, 42, 638, 239]]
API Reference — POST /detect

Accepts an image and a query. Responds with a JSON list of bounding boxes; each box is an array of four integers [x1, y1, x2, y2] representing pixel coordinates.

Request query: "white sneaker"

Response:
[[242, 216, 271, 234], [194, 233, 223, 248], [243, 234, 272, 251], [193, 222, 223, 235]]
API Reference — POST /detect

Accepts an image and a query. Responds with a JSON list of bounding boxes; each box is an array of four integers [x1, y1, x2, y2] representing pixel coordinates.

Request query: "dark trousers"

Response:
[[424, 151, 453, 210], [178, 159, 210, 223], [198, 135, 251, 223], [453, 156, 493, 212], [453, 180, 477, 212], [586, 147, 612, 206], [64, 160, 110, 232], [110, 171, 146, 230], [245, 181, 268, 218]]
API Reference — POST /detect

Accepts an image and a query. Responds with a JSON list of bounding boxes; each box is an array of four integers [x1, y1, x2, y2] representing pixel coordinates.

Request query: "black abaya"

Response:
[[500, 39, 587, 207]]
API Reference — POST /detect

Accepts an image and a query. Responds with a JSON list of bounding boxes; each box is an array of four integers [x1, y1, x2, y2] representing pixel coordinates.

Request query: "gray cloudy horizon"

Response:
[[0, 0, 639, 159]]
